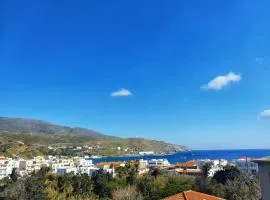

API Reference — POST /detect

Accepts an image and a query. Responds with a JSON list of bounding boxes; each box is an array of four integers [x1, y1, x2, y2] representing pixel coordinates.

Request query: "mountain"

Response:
[[0, 117, 188, 157], [0, 117, 113, 140]]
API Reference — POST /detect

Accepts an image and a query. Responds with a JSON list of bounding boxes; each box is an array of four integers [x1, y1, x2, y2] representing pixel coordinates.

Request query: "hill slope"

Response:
[[0, 117, 188, 157], [0, 117, 113, 140]]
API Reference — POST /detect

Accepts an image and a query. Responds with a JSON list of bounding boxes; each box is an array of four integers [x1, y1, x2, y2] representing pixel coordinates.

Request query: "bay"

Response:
[[91, 149, 270, 164]]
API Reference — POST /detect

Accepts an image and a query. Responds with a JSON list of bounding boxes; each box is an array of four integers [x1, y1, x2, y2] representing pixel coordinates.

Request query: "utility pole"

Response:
[[245, 156, 249, 175]]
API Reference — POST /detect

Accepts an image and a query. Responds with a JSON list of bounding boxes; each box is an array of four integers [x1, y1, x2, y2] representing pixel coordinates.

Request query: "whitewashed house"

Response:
[[0, 166, 12, 179], [235, 157, 258, 176], [139, 151, 154, 155], [148, 159, 170, 168], [56, 167, 77, 175]]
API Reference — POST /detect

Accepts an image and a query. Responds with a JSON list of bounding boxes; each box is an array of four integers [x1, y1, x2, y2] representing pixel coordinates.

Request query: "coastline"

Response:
[[89, 149, 270, 164], [95, 151, 184, 159]]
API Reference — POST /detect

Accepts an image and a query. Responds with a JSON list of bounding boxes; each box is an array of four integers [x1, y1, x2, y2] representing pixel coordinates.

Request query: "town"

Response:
[[0, 155, 260, 180], [1, 153, 267, 199]]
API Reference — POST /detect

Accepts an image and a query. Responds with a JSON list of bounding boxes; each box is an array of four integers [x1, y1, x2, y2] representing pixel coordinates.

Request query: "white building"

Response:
[[0, 166, 12, 180], [78, 166, 99, 175], [197, 159, 228, 177], [197, 159, 227, 169], [18, 159, 27, 170], [212, 159, 227, 167], [0, 156, 98, 179], [139, 159, 148, 169], [76, 146, 82, 150], [148, 159, 170, 168], [139, 151, 154, 155], [138, 159, 149, 174], [56, 167, 77, 175], [88, 167, 99, 176], [197, 159, 212, 169], [253, 158, 270, 200], [78, 159, 93, 167], [235, 157, 258, 176]]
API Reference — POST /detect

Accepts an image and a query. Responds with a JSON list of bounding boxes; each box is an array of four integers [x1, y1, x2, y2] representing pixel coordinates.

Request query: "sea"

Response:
[[91, 149, 270, 164]]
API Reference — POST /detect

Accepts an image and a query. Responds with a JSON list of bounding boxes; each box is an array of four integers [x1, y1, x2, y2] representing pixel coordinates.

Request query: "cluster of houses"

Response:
[[157, 157, 259, 178], [0, 156, 106, 179], [0, 155, 260, 181], [3, 154, 270, 200], [48, 144, 147, 156]]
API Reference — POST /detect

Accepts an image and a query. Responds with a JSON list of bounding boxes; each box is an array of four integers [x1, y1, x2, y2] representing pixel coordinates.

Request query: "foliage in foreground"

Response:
[[0, 163, 261, 200], [194, 166, 261, 200]]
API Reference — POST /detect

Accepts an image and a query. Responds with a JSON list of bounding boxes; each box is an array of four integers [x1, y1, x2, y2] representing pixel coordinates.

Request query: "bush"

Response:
[[112, 185, 143, 200], [226, 174, 261, 200], [161, 175, 194, 198]]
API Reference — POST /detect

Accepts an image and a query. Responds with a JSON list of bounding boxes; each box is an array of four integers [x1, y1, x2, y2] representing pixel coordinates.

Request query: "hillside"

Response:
[[0, 117, 188, 158], [0, 117, 113, 140]]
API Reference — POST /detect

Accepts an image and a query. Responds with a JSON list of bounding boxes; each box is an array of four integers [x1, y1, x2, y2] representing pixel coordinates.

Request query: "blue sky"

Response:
[[1, 0, 270, 149]]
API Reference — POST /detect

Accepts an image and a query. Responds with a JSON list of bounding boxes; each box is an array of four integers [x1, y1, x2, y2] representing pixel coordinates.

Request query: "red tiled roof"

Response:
[[174, 161, 197, 168], [175, 169, 202, 174], [163, 190, 224, 200], [96, 161, 125, 168], [163, 192, 185, 200]]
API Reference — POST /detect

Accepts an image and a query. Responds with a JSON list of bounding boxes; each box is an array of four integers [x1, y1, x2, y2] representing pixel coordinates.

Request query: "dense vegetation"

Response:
[[0, 162, 260, 200], [194, 164, 261, 200], [0, 117, 187, 157]]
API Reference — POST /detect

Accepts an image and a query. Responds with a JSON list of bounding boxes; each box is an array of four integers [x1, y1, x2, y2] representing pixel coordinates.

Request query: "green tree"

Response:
[[25, 176, 46, 200], [150, 168, 164, 179], [0, 177, 13, 192], [1, 179, 27, 200], [206, 181, 226, 198], [202, 163, 212, 178], [72, 174, 93, 196], [161, 175, 193, 198], [2, 175, 46, 200], [212, 166, 240, 184], [9, 168, 19, 182], [126, 169, 136, 185], [91, 169, 112, 198], [112, 185, 143, 200], [226, 174, 261, 200], [136, 176, 158, 200]]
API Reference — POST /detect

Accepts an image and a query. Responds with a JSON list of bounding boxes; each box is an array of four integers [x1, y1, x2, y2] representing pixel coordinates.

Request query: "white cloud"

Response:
[[111, 88, 132, 97], [259, 109, 270, 119], [201, 72, 241, 90], [255, 57, 264, 64]]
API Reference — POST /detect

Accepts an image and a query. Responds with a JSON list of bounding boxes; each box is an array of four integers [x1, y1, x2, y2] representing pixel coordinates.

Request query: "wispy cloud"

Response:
[[255, 57, 264, 64], [259, 109, 270, 119], [201, 72, 241, 90], [111, 88, 132, 97]]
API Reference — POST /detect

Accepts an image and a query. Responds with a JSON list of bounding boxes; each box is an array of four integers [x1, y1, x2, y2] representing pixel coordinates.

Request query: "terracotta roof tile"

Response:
[[175, 169, 202, 174], [174, 161, 197, 168], [163, 192, 185, 200], [96, 161, 125, 168], [163, 190, 224, 200]]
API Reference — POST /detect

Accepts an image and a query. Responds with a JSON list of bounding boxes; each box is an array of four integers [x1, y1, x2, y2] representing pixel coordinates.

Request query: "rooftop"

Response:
[[252, 157, 270, 163], [174, 161, 197, 168], [163, 190, 224, 200], [96, 161, 125, 168], [175, 169, 202, 175]]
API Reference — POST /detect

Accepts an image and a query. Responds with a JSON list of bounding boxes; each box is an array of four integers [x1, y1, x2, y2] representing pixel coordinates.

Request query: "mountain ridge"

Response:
[[0, 117, 188, 157], [0, 117, 114, 139]]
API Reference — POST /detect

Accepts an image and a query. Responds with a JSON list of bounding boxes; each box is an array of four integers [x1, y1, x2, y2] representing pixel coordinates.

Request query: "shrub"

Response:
[[112, 185, 143, 200]]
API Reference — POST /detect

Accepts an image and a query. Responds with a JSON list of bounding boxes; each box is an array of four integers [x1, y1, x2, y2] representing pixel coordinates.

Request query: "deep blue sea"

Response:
[[91, 149, 270, 164]]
